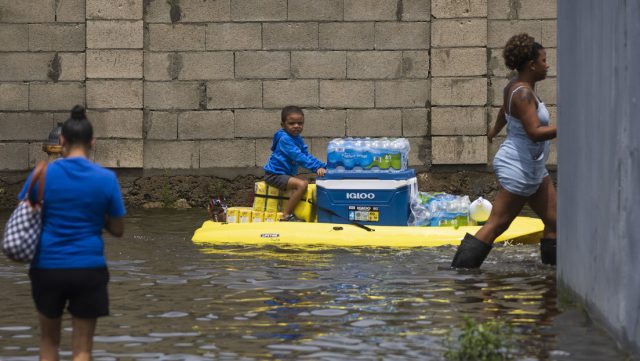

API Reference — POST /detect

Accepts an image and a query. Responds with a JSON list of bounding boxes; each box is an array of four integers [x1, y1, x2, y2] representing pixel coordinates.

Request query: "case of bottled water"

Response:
[[327, 137, 410, 173]]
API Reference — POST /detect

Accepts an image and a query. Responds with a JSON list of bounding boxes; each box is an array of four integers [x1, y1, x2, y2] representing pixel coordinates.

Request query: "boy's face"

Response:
[[282, 113, 304, 137]]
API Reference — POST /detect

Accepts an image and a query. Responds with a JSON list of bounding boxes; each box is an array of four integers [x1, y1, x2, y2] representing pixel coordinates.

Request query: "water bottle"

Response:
[[469, 197, 492, 222]]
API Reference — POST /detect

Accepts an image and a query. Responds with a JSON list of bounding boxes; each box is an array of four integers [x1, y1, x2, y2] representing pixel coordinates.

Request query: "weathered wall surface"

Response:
[[0, 0, 557, 173], [557, 0, 639, 355]]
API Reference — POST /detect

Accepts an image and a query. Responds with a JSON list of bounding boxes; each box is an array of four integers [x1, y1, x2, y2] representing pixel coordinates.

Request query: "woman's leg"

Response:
[[38, 313, 62, 361], [527, 176, 557, 239], [283, 177, 308, 218], [71, 317, 97, 361], [475, 187, 528, 244]]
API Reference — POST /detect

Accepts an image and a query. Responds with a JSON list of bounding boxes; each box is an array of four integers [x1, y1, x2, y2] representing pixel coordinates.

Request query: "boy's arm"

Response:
[[279, 137, 327, 172]]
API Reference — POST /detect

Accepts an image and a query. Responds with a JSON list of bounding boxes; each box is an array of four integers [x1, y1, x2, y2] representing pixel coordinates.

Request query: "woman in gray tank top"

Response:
[[451, 33, 558, 268]]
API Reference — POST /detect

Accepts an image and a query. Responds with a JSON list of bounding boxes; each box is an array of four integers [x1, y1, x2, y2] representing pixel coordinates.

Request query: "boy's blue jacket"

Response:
[[264, 129, 327, 175]]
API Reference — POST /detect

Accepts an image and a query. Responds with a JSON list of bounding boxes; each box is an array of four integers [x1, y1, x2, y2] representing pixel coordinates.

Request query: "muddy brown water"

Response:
[[0, 209, 632, 360]]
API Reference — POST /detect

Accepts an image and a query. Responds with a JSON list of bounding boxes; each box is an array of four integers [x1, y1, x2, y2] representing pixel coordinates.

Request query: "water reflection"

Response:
[[0, 209, 632, 360]]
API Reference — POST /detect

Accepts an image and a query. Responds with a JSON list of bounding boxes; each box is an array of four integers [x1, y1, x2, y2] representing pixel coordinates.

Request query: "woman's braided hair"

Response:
[[503, 33, 544, 71]]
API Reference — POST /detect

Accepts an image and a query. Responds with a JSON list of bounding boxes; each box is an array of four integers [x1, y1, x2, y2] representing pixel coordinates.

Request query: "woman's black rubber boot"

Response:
[[540, 238, 557, 265], [451, 233, 492, 269]]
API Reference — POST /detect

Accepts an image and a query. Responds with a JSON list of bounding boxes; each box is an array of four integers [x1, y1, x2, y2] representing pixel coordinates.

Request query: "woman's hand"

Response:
[[487, 127, 498, 143]]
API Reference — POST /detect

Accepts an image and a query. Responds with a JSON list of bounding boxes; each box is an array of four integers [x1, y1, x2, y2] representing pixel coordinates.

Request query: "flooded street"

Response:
[[0, 209, 630, 360]]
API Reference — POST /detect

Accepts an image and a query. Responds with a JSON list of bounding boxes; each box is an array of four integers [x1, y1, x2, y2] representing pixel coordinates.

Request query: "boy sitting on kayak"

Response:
[[264, 105, 327, 222]]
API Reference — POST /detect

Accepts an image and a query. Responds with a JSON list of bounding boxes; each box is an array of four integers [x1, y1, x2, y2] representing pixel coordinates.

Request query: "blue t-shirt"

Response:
[[19, 157, 126, 269]]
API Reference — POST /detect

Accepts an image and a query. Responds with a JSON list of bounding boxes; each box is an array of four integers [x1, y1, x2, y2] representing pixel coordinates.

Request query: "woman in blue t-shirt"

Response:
[[19, 105, 126, 360]]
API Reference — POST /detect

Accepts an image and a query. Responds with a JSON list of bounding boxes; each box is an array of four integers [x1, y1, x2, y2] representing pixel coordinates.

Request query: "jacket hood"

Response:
[[271, 129, 297, 151]]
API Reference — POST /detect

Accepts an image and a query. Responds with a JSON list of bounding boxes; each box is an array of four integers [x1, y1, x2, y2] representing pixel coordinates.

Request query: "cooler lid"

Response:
[[321, 169, 416, 180]]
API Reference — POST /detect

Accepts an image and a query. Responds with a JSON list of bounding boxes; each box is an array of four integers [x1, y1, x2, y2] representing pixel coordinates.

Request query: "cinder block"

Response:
[[432, 107, 486, 135], [88, 109, 143, 138], [55, 0, 86, 22], [94, 139, 143, 168], [87, 50, 143, 79], [431, 0, 487, 18], [28, 24, 85, 51], [487, 0, 513, 19], [87, 20, 143, 49], [489, 76, 508, 106], [408, 137, 431, 166], [263, 80, 318, 108], [144, 111, 178, 140], [518, 0, 556, 19], [546, 140, 556, 166], [207, 80, 262, 109], [234, 109, 280, 137], [309, 137, 330, 163], [401, 0, 431, 21], [0, 0, 55, 23], [144, 0, 230, 22], [148, 24, 206, 51], [344, 0, 396, 20], [402, 108, 429, 136], [0, 113, 53, 140], [144, 52, 172, 81], [28, 142, 49, 168], [255, 138, 272, 167], [144, 82, 203, 110], [0, 53, 52, 81], [493, 46, 558, 81], [375, 22, 429, 50], [319, 23, 374, 50], [536, 77, 556, 105], [0, 143, 29, 170], [402, 51, 430, 78], [488, 134, 505, 163], [346, 109, 402, 137], [432, 136, 488, 164], [488, 20, 556, 48], [206, 23, 261, 50], [87, 80, 143, 109], [291, 51, 346, 79], [235, 51, 290, 79], [143, 140, 199, 169], [0, 83, 29, 111], [431, 78, 487, 106], [200, 140, 256, 168], [319, 80, 374, 108], [303, 109, 346, 137], [375, 80, 429, 108], [347, 51, 403, 79], [431, 48, 487, 76], [489, 107, 506, 136], [87, 0, 143, 19], [178, 52, 234, 80], [288, 0, 342, 20], [29, 82, 85, 111], [58, 53, 86, 81], [0, 25, 29, 51], [432, 19, 487, 47], [231, 0, 286, 21], [263, 23, 318, 50], [178, 111, 234, 139]]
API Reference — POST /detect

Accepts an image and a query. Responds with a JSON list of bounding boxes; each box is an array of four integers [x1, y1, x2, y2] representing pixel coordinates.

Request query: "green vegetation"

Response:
[[444, 317, 514, 361]]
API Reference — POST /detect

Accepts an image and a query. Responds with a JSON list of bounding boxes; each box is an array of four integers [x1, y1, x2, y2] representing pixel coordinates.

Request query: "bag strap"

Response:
[[25, 161, 48, 206]]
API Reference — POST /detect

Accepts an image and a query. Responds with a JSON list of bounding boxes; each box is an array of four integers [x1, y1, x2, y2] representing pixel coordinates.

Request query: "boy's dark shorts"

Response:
[[29, 267, 110, 319], [264, 172, 291, 191]]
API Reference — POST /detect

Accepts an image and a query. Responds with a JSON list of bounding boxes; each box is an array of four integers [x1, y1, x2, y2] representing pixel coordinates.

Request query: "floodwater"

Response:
[[0, 209, 633, 360]]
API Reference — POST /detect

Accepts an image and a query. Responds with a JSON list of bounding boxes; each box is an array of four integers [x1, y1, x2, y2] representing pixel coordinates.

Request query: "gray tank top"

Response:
[[503, 85, 550, 161]]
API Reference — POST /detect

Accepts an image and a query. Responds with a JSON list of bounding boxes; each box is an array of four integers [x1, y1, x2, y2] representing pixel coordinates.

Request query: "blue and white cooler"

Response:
[[316, 169, 417, 226]]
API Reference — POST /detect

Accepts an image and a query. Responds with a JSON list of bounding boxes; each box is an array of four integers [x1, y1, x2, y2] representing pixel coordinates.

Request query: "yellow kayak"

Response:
[[192, 216, 544, 248]]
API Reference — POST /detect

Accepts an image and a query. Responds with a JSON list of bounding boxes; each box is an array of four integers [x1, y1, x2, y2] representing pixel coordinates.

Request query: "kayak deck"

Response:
[[192, 216, 544, 248]]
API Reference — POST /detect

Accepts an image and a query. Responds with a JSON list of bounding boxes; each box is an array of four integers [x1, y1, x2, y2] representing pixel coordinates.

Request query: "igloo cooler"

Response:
[[316, 169, 417, 226]]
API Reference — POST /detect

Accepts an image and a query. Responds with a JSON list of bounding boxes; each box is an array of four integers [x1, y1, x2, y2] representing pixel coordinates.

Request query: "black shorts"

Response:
[[264, 172, 291, 191], [29, 267, 110, 319]]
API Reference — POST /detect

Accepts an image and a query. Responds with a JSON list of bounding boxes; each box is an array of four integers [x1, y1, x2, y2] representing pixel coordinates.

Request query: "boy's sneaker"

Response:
[[280, 214, 304, 222]]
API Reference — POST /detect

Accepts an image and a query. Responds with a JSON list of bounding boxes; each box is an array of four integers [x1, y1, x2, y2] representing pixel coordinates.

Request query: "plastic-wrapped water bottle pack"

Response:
[[327, 137, 410, 172], [408, 192, 473, 227]]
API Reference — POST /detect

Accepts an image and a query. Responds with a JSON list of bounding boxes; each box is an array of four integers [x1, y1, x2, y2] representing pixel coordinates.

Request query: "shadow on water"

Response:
[[0, 209, 634, 360]]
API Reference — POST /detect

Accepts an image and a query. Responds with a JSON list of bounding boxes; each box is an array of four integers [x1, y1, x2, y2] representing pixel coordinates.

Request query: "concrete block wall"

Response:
[[0, 0, 557, 171]]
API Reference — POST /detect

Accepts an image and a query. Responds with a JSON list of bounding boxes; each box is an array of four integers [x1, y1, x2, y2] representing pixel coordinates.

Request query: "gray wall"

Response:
[[558, 0, 639, 354]]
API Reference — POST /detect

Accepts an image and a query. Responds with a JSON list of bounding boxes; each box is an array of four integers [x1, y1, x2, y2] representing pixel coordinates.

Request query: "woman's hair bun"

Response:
[[70, 105, 86, 120]]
